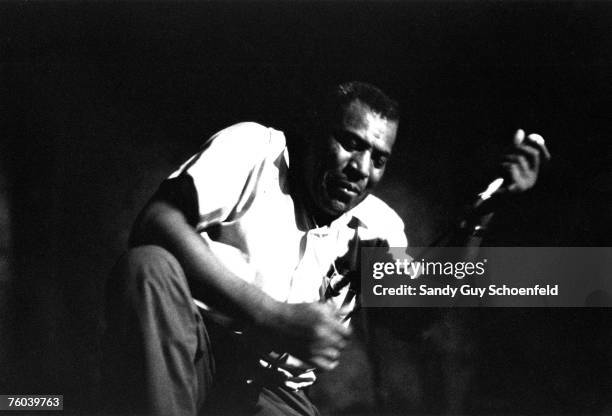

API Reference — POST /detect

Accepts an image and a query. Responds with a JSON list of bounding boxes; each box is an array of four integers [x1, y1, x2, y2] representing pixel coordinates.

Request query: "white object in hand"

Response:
[[477, 129, 527, 201]]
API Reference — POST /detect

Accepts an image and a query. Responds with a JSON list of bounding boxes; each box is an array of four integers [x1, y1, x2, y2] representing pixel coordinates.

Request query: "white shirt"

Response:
[[169, 122, 407, 388]]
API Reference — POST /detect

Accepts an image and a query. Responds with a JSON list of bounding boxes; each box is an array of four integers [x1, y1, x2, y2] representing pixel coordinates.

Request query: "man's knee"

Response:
[[112, 245, 183, 286], [104, 244, 203, 360], [108, 245, 194, 308]]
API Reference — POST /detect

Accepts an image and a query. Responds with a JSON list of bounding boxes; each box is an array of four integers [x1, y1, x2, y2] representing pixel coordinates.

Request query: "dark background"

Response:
[[1, 1, 611, 414]]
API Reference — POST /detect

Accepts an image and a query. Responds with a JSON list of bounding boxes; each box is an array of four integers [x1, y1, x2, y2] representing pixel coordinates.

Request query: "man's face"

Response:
[[302, 99, 398, 221]]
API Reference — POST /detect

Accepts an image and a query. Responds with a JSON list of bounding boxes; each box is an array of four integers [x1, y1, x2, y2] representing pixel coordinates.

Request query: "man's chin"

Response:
[[324, 198, 357, 216], [312, 199, 359, 225], [311, 192, 364, 224]]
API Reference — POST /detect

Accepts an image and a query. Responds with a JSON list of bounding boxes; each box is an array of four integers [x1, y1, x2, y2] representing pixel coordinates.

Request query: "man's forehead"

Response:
[[340, 100, 398, 148]]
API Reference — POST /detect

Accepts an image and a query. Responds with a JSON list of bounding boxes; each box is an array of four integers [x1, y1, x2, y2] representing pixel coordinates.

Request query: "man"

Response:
[[103, 81, 549, 415]]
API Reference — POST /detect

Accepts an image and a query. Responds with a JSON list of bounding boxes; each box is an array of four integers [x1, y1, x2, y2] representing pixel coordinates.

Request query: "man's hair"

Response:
[[285, 81, 399, 146], [320, 81, 400, 127]]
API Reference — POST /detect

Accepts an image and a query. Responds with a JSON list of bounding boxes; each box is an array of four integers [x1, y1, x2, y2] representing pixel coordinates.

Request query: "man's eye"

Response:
[[373, 156, 388, 169], [334, 132, 359, 150], [337, 135, 358, 150]]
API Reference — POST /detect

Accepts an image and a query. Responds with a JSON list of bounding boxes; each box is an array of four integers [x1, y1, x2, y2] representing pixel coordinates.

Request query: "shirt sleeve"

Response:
[[168, 122, 273, 230]]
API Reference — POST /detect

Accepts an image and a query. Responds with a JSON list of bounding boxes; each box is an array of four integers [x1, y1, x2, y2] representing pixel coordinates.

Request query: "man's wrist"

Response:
[[455, 212, 495, 244], [460, 219, 489, 237], [462, 211, 494, 230], [250, 297, 285, 330], [460, 222, 487, 237]]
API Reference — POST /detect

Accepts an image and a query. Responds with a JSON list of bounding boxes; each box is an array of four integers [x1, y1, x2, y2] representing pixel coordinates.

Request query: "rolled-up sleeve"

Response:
[[168, 122, 272, 230]]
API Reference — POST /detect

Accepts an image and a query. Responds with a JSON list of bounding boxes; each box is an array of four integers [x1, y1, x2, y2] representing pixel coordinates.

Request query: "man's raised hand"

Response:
[[500, 128, 551, 194]]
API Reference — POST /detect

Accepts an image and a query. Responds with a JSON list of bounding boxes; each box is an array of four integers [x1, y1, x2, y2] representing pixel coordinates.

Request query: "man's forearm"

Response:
[[130, 199, 281, 328]]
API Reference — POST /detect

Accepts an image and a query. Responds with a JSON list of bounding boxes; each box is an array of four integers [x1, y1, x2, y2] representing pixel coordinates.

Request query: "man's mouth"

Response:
[[338, 183, 359, 195], [329, 179, 362, 199]]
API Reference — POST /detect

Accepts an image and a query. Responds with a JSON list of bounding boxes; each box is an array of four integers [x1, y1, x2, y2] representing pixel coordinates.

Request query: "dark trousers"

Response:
[[102, 245, 319, 416]]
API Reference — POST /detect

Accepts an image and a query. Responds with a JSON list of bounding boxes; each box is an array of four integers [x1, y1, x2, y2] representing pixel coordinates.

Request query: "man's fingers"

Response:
[[321, 304, 352, 338], [321, 321, 351, 342], [312, 307, 351, 345], [514, 129, 526, 146], [310, 356, 339, 372], [501, 162, 523, 192], [316, 330, 348, 350], [512, 130, 550, 162], [503, 130, 550, 190], [313, 347, 342, 361], [526, 133, 551, 161], [512, 144, 541, 170], [502, 154, 531, 174], [334, 321, 352, 338], [526, 133, 545, 146]]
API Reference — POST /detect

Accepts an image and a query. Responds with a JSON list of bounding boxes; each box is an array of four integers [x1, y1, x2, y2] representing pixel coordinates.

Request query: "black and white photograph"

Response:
[[1, 1, 611, 415]]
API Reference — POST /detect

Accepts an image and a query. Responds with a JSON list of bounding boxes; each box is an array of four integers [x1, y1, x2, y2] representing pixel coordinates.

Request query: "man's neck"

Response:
[[287, 170, 336, 230]]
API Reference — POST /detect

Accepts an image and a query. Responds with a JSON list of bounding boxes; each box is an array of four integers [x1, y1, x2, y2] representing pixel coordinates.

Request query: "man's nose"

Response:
[[349, 150, 371, 179]]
